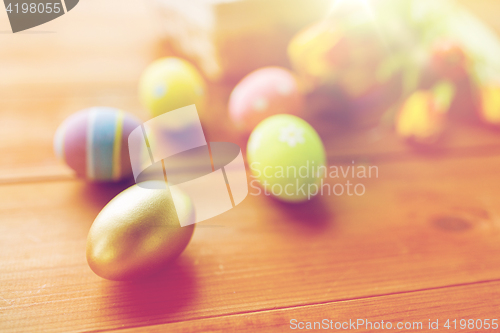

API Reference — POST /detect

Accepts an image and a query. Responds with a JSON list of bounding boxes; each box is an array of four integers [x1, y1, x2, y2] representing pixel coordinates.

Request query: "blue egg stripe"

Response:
[[91, 110, 117, 181]]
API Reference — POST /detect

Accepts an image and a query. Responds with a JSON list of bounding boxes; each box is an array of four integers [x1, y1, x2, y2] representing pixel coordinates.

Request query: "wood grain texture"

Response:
[[0, 0, 160, 90], [2, 155, 500, 332], [117, 281, 500, 333], [2, 0, 500, 332]]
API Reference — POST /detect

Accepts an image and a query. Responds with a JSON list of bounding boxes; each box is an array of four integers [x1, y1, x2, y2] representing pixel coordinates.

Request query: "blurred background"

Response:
[[2, 0, 500, 180]]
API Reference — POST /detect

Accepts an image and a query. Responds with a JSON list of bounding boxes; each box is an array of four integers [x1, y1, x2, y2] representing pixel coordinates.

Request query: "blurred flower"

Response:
[[288, 19, 387, 98], [396, 81, 455, 144], [479, 85, 500, 126], [287, 21, 343, 90], [431, 41, 468, 82]]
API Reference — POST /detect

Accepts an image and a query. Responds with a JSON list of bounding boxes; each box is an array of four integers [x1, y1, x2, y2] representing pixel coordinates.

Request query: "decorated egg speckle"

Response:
[[139, 57, 206, 118], [54, 107, 140, 182], [247, 115, 326, 203], [87, 181, 195, 281], [229, 67, 304, 133]]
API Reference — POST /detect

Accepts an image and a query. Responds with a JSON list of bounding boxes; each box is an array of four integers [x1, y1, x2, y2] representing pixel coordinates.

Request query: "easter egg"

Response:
[[229, 67, 304, 133], [139, 57, 206, 118], [54, 107, 141, 182], [247, 115, 326, 203], [86, 181, 195, 281]]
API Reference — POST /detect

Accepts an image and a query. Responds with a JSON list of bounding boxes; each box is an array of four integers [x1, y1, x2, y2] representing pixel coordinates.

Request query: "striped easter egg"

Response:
[[54, 107, 141, 182]]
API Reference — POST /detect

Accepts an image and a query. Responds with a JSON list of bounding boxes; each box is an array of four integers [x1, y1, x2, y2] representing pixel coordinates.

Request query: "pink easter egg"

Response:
[[229, 67, 304, 133]]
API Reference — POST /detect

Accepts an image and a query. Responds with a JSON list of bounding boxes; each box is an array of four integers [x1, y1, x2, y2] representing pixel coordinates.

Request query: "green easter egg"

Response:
[[247, 114, 326, 202], [139, 57, 206, 118]]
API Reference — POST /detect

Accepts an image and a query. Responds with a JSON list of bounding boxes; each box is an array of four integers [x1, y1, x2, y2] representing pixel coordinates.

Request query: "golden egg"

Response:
[[86, 181, 195, 281]]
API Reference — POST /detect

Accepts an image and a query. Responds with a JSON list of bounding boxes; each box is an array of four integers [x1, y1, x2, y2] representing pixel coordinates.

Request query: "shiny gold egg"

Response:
[[86, 181, 195, 281]]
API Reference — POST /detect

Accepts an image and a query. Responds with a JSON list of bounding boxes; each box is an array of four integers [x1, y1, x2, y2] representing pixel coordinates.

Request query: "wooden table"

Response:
[[1, 1, 500, 332]]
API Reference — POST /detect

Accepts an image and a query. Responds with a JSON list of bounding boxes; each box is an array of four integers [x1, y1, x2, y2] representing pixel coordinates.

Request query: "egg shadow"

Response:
[[403, 136, 451, 157], [79, 180, 134, 211], [99, 257, 197, 327], [271, 195, 334, 233]]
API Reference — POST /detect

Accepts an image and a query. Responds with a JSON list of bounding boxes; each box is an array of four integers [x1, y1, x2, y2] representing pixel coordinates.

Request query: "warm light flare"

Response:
[[329, 0, 375, 19]]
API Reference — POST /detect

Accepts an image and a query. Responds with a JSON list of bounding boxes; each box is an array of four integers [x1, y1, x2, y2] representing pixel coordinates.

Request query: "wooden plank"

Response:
[[0, 0, 160, 91], [116, 280, 500, 332], [2, 154, 500, 332]]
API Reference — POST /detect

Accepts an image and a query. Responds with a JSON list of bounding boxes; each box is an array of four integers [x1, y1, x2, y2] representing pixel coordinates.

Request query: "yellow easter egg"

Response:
[[139, 57, 206, 118]]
